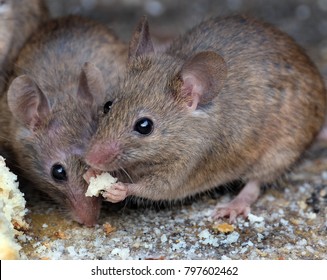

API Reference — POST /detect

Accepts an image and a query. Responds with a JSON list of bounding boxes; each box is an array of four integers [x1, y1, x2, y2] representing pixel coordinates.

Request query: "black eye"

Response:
[[134, 118, 154, 135], [103, 101, 113, 114], [51, 164, 67, 182]]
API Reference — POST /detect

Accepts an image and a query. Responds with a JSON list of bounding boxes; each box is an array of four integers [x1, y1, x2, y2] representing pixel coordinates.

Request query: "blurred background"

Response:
[[44, 0, 327, 76]]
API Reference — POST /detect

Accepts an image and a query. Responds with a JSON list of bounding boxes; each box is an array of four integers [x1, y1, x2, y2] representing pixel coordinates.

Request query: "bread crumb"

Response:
[[0, 156, 28, 259], [85, 172, 117, 197], [103, 223, 116, 234], [212, 223, 234, 234]]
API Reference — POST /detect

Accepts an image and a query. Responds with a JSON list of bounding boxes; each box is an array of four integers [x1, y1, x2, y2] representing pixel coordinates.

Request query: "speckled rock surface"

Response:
[[14, 0, 327, 259]]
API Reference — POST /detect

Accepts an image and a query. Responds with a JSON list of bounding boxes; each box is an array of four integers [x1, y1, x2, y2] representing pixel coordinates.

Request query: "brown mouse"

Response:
[[0, 0, 47, 162], [0, 0, 48, 93], [1, 15, 128, 226], [85, 15, 326, 222]]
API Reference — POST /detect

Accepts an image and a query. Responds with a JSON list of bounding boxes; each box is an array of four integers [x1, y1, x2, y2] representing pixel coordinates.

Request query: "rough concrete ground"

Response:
[[16, 0, 327, 259]]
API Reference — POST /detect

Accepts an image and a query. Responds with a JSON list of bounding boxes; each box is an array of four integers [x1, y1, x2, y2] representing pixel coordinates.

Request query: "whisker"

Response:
[[0, 134, 12, 142], [119, 166, 134, 184]]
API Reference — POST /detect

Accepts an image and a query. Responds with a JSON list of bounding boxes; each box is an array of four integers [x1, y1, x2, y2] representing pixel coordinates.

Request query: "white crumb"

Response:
[[85, 172, 117, 197]]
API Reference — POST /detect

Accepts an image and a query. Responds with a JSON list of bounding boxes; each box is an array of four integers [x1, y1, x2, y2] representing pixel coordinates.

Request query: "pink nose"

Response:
[[85, 141, 120, 169], [71, 196, 101, 227]]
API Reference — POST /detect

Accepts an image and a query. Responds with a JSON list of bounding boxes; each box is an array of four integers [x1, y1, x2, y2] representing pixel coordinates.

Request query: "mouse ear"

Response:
[[128, 16, 154, 61], [7, 75, 50, 130], [176, 51, 227, 111], [77, 62, 105, 106]]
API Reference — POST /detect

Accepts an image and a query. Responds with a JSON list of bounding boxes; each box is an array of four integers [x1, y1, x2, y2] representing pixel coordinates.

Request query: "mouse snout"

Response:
[[70, 196, 102, 227], [85, 141, 120, 170]]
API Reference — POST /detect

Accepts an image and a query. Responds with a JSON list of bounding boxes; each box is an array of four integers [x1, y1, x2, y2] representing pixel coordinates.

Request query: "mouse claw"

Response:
[[213, 180, 260, 223], [83, 168, 102, 184], [103, 182, 128, 203], [212, 201, 251, 223]]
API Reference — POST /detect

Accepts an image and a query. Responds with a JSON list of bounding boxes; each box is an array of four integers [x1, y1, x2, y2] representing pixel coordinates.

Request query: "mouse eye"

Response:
[[134, 117, 154, 135], [103, 101, 113, 114], [51, 164, 67, 182]]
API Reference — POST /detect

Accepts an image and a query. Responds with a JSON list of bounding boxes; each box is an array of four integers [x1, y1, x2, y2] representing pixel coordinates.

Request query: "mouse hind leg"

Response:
[[212, 180, 261, 223]]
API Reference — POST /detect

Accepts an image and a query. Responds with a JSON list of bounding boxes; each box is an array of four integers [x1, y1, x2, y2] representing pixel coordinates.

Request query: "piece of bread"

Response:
[[0, 156, 28, 259], [85, 172, 117, 197]]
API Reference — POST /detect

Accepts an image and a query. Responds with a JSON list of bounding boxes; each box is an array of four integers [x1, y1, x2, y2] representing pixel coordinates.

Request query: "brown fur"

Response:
[[86, 16, 326, 212], [0, 0, 48, 92], [1, 15, 128, 226], [0, 0, 47, 162]]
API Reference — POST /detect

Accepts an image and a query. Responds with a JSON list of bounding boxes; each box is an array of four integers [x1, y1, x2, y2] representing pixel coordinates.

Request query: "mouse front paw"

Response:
[[103, 182, 128, 203]]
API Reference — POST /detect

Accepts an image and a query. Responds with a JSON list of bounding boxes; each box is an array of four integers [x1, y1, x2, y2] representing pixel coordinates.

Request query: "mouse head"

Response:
[[7, 62, 105, 226], [85, 17, 227, 173]]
